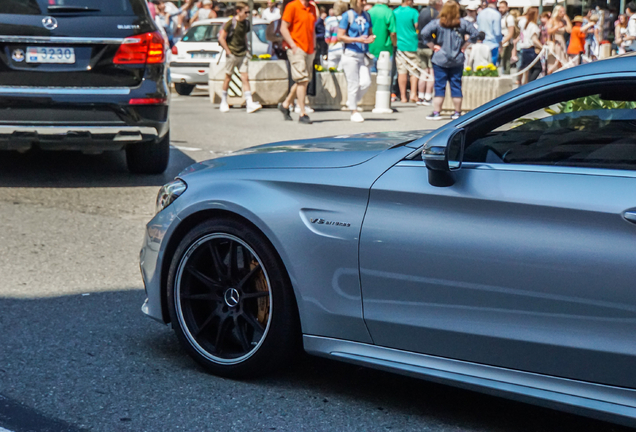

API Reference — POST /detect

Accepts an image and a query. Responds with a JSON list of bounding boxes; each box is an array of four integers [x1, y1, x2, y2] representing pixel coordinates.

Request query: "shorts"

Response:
[[224, 53, 249, 75], [519, 48, 537, 70], [432, 63, 463, 98], [396, 50, 418, 75], [416, 47, 433, 69], [287, 49, 315, 83]]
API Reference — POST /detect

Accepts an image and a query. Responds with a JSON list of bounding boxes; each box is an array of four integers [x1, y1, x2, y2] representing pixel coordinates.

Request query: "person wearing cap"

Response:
[[476, 0, 502, 65], [465, 1, 479, 27], [568, 16, 593, 61], [191, 0, 216, 24], [262, 0, 282, 23], [498, 1, 515, 74], [369, 0, 397, 71], [415, 0, 442, 105], [217, 2, 263, 114]]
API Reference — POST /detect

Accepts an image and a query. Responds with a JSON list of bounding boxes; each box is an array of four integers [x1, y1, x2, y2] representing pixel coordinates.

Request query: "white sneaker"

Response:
[[294, 105, 314, 114], [351, 112, 365, 123], [219, 102, 230, 113], [246, 101, 262, 113]]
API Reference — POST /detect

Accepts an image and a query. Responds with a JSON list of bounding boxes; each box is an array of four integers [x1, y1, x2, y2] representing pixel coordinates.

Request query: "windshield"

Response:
[[182, 23, 269, 44], [0, 0, 140, 15], [182, 24, 222, 42]]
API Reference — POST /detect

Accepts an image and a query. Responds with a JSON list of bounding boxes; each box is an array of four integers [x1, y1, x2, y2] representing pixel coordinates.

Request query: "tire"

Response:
[[174, 83, 195, 96], [167, 218, 300, 378], [126, 132, 170, 174]]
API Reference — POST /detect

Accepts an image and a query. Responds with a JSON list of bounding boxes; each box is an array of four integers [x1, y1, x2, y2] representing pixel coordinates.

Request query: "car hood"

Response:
[[179, 130, 430, 176]]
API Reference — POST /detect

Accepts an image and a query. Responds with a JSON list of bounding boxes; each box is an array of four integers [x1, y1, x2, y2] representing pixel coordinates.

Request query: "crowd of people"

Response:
[[150, 0, 635, 123]]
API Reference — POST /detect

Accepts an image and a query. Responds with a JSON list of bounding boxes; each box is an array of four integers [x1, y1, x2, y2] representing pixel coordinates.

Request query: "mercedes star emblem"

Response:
[[224, 288, 240, 308], [42, 16, 58, 30]]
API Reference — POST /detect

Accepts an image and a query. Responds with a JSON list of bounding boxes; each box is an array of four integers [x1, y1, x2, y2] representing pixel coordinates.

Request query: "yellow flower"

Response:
[[258, 54, 271, 60], [465, 67, 472, 71], [476, 65, 484, 71], [488, 64, 497, 70], [314, 64, 324, 71]]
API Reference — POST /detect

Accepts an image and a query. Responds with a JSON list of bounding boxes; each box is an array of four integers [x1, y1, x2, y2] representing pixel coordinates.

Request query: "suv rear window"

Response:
[[0, 0, 141, 16], [182, 24, 222, 43]]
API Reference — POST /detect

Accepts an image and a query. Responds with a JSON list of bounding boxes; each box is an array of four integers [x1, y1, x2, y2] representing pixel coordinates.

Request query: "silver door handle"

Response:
[[624, 211, 636, 223]]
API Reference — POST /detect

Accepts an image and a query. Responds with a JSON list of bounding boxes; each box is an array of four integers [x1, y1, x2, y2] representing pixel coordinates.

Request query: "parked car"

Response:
[[0, 0, 170, 174], [140, 55, 636, 426], [170, 17, 270, 96]]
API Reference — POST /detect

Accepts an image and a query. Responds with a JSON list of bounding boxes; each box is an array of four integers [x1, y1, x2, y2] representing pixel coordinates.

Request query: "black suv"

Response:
[[0, 0, 170, 174]]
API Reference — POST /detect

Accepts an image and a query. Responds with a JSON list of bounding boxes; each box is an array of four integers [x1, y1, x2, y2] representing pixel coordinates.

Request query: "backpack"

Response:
[[224, 17, 250, 48]]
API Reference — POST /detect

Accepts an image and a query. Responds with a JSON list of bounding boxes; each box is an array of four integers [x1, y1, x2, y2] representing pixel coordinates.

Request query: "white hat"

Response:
[[203, 0, 213, 5], [377, 0, 390, 4], [466, 1, 480, 10]]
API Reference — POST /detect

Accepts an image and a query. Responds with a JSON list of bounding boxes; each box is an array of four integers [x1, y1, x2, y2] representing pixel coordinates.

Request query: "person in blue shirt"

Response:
[[476, 0, 502, 65], [337, 0, 375, 123]]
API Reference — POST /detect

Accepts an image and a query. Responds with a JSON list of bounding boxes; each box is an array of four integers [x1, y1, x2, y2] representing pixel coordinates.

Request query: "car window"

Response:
[[182, 24, 222, 42], [0, 0, 141, 15], [464, 94, 636, 170], [253, 24, 268, 44]]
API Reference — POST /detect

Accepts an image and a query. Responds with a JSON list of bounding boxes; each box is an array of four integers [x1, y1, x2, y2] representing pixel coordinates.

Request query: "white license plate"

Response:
[[191, 53, 216, 59], [26, 47, 76, 64]]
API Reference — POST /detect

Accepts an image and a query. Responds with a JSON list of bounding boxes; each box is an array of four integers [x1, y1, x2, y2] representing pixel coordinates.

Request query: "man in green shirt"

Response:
[[393, 0, 419, 103], [368, 0, 396, 70], [218, 2, 262, 114]]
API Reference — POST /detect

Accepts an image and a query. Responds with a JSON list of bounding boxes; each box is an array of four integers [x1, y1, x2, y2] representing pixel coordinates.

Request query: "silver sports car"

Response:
[[140, 56, 636, 426]]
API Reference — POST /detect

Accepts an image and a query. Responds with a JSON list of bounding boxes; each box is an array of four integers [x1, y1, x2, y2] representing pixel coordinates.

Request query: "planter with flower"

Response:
[[443, 63, 512, 113], [308, 64, 377, 110], [209, 54, 288, 106]]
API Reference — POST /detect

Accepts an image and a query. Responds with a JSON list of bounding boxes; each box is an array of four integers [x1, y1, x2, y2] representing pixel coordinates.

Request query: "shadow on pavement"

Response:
[[0, 147, 196, 188], [0, 290, 631, 432]]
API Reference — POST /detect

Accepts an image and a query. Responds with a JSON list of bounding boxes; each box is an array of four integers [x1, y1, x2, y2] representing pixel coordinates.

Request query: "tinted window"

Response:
[[465, 94, 636, 170], [0, 0, 141, 15], [254, 24, 267, 44], [182, 24, 222, 42]]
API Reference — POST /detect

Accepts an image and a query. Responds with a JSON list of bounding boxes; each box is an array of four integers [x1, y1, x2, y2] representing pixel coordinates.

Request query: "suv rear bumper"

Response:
[[0, 125, 159, 152], [0, 63, 170, 152]]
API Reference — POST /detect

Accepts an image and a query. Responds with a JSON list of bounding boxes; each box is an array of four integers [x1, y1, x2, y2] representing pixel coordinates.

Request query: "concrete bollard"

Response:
[[372, 51, 393, 114]]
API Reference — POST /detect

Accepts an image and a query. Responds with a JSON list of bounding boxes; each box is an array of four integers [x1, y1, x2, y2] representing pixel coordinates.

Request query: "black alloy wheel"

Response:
[[167, 218, 300, 378]]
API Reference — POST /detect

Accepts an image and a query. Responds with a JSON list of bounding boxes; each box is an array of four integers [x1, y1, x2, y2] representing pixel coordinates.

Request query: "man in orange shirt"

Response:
[[567, 16, 593, 62], [278, 0, 317, 124]]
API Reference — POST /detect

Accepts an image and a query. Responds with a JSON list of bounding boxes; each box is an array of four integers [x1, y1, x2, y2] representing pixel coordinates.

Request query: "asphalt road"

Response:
[[0, 93, 631, 432]]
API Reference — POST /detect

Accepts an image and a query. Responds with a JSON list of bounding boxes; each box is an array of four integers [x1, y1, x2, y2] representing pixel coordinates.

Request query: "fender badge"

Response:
[[11, 49, 25, 62], [310, 218, 351, 228]]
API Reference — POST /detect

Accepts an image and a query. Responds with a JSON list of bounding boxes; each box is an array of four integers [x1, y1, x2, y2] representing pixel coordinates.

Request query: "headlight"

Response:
[[156, 179, 187, 214]]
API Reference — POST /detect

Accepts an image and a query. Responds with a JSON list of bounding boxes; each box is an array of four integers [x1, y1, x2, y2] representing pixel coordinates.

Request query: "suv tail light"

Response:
[[114, 31, 165, 65], [171, 45, 178, 55]]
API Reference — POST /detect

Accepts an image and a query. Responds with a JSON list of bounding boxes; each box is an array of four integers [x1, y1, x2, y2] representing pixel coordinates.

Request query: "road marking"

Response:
[[170, 145, 202, 152]]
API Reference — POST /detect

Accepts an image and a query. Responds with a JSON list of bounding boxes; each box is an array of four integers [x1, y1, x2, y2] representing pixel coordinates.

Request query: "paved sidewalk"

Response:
[[170, 90, 450, 161]]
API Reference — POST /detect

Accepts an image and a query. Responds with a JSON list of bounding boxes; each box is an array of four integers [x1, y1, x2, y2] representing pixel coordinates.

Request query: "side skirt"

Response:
[[303, 335, 636, 427]]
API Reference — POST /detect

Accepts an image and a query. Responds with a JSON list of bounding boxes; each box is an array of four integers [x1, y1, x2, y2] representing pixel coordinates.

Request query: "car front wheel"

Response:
[[167, 218, 300, 378]]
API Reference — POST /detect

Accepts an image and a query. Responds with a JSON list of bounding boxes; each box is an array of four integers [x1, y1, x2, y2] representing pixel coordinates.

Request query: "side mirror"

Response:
[[422, 128, 465, 187]]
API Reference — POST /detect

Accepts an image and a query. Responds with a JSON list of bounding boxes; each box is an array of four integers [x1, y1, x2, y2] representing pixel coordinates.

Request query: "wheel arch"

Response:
[[159, 208, 301, 331]]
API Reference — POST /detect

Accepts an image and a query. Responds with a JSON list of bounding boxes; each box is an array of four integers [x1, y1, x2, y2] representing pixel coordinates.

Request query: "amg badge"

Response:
[[310, 218, 351, 227]]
